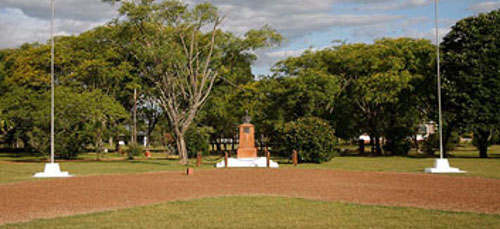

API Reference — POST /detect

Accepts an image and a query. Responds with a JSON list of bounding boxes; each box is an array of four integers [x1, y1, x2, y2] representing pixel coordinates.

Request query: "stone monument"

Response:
[[216, 111, 278, 168], [237, 113, 257, 158]]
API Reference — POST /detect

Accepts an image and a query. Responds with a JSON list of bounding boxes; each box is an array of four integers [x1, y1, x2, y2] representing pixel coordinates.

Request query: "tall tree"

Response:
[[274, 38, 435, 155], [107, 0, 281, 163], [0, 87, 127, 159], [441, 9, 500, 158]]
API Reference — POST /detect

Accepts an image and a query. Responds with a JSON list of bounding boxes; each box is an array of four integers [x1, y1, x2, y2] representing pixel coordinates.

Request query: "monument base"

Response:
[[425, 159, 465, 173], [216, 157, 279, 168], [34, 163, 72, 178]]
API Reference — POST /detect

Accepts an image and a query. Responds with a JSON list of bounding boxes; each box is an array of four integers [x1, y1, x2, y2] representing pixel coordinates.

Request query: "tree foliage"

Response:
[[108, 0, 281, 163], [0, 87, 127, 159], [282, 117, 337, 163], [441, 9, 500, 158]]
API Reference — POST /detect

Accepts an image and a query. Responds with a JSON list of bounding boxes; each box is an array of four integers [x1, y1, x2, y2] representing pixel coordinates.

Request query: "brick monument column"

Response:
[[237, 123, 257, 158], [215, 111, 278, 168]]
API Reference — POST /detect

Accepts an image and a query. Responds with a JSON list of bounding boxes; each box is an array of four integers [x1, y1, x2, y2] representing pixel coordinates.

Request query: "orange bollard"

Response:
[[224, 151, 228, 168], [292, 150, 298, 167], [197, 152, 202, 167], [266, 149, 270, 168]]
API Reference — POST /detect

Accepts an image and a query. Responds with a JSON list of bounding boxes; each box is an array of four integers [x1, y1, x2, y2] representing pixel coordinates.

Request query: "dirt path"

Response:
[[0, 169, 499, 225]]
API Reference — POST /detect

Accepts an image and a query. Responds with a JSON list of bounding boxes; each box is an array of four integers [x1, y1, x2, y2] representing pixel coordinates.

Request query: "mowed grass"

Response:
[[279, 157, 500, 179], [0, 155, 219, 183], [0, 145, 499, 184], [278, 145, 500, 179], [2, 196, 499, 229]]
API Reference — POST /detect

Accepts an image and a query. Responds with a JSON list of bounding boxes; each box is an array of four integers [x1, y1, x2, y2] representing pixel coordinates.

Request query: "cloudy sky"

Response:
[[0, 0, 498, 75]]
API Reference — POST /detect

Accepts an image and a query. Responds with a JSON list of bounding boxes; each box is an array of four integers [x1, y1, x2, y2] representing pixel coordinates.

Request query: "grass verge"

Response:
[[2, 196, 499, 229]]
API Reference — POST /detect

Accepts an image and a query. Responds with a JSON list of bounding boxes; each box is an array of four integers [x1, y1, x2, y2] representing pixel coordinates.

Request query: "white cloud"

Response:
[[406, 27, 451, 44], [0, 0, 462, 74], [191, 0, 402, 40], [266, 47, 319, 59], [0, 0, 117, 21], [0, 8, 104, 49], [468, 1, 500, 13], [356, 0, 432, 11]]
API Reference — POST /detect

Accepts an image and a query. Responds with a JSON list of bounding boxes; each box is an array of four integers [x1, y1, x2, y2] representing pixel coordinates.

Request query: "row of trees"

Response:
[[200, 9, 500, 159], [0, 1, 498, 162], [0, 0, 281, 163]]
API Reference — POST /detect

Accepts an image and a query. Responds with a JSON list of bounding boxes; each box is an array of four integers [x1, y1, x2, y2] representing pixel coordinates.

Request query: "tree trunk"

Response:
[[359, 140, 365, 155], [95, 121, 105, 161], [442, 126, 453, 158], [369, 135, 375, 154], [109, 137, 113, 149], [216, 137, 222, 154], [414, 135, 419, 153], [175, 129, 188, 164], [374, 134, 382, 156], [96, 139, 101, 161], [474, 130, 490, 158]]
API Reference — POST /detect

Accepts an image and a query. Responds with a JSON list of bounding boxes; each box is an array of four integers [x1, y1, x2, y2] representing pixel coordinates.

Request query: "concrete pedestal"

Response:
[[34, 163, 72, 178], [216, 157, 279, 168], [425, 159, 465, 173]]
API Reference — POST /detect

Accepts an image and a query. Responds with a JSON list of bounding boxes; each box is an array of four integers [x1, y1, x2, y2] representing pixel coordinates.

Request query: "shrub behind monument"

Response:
[[186, 126, 213, 158], [283, 117, 337, 163]]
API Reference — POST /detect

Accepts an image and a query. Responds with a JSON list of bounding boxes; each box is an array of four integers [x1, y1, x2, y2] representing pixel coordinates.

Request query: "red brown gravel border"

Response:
[[0, 169, 499, 225]]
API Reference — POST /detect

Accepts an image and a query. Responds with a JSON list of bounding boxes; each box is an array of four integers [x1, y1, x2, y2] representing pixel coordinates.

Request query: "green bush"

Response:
[[127, 143, 143, 160], [282, 117, 337, 163], [383, 126, 413, 156], [423, 133, 460, 156], [185, 126, 213, 158], [384, 139, 411, 156]]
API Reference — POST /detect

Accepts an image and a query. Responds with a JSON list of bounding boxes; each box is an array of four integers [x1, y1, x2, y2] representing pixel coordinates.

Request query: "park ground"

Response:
[[0, 145, 499, 228]]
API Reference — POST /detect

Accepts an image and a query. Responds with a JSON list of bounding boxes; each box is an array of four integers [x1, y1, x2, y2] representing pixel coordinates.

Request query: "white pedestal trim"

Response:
[[34, 163, 72, 178], [216, 157, 279, 168], [425, 159, 465, 173]]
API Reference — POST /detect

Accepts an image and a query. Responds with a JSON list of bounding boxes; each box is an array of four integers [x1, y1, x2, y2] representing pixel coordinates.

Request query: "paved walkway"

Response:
[[0, 169, 499, 225]]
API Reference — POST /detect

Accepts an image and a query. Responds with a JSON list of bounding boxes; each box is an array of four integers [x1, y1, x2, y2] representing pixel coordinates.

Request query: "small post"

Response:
[[292, 150, 298, 167], [266, 149, 270, 168], [197, 151, 202, 167], [224, 151, 228, 168], [186, 167, 194, 175]]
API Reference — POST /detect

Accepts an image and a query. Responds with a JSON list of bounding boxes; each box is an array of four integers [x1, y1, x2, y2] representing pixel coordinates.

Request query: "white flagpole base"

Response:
[[425, 159, 465, 173], [34, 163, 72, 178]]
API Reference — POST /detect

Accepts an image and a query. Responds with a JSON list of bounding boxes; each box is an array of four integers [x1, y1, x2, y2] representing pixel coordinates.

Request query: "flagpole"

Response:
[[425, 0, 464, 173], [34, 0, 71, 177], [50, 0, 55, 164], [434, 0, 444, 160]]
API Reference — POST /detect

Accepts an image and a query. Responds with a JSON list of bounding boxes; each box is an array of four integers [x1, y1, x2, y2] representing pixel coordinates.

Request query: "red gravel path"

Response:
[[0, 169, 499, 225]]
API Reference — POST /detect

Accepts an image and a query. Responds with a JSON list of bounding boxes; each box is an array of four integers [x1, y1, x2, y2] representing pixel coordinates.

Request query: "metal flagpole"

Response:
[[50, 0, 55, 164], [434, 0, 444, 160], [33, 0, 71, 177], [424, 0, 463, 173]]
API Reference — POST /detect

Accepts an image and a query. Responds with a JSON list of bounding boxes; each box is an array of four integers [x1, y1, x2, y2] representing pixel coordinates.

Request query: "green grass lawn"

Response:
[[277, 157, 500, 179], [0, 155, 220, 183], [277, 145, 500, 179], [0, 145, 499, 184], [2, 196, 499, 229]]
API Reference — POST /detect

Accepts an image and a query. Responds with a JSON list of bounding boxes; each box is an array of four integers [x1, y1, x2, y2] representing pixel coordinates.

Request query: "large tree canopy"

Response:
[[107, 0, 282, 163], [441, 9, 500, 158], [273, 38, 435, 155]]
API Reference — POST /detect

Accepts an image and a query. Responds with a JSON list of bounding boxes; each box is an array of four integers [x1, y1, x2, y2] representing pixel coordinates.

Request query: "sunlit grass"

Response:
[[2, 196, 499, 229], [0, 145, 498, 184]]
